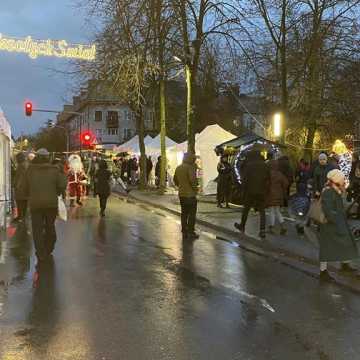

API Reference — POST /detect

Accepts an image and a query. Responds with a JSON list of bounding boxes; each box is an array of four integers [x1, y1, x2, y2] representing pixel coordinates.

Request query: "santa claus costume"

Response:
[[67, 154, 87, 207]]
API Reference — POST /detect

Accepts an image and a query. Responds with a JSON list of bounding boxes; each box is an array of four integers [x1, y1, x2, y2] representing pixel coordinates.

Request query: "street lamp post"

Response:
[[273, 112, 282, 139]]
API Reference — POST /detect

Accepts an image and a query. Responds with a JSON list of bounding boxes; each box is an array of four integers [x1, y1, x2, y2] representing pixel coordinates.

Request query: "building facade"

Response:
[[57, 80, 155, 150]]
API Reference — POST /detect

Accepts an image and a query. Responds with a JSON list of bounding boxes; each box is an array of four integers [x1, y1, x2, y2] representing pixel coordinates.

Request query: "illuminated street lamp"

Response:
[[273, 113, 282, 138]]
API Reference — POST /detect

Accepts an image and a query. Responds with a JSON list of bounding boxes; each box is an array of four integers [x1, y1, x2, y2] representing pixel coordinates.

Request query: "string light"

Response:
[[0, 34, 96, 61]]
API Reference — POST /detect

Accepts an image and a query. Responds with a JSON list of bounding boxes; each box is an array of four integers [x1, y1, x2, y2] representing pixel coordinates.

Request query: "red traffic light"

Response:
[[81, 131, 93, 145], [25, 102, 32, 116]]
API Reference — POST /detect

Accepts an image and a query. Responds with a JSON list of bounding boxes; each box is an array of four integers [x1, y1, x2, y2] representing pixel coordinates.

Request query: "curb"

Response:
[[114, 191, 360, 293]]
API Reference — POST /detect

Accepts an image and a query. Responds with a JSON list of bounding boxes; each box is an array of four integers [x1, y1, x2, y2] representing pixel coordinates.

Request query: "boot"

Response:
[[234, 222, 245, 233]]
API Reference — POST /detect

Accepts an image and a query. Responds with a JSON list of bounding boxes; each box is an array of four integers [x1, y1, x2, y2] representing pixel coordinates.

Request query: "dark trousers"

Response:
[[31, 208, 58, 259], [241, 194, 266, 231], [99, 195, 109, 212], [179, 197, 197, 233], [16, 200, 28, 219]]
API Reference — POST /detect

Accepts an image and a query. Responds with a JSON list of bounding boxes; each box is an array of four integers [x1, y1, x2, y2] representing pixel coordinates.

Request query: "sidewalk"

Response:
[[113, 187, 360, 290]]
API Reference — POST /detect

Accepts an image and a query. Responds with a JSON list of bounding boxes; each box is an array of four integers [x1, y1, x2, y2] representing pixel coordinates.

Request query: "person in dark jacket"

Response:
[[146, 156, 153, 185], [313, 153, 332, 197], [174, 153, 199, 240], [13, 152, 29, 223], [217, 156, 232, 208], [95, 160, 112, 217], [234, 150, 270, 238], [266, 160, 289, 235], [22, 148, 67, 262], [295, 159, 310, 193], [319, 169, 359, 281], [155, 156, 162, 188]]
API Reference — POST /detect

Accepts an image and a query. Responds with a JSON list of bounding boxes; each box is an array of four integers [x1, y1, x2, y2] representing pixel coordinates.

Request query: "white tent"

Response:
[[114, 135, 154, 154], [167, 124, 236, 195], [0, 106, 11, 229], [146, 135, 178, 156]]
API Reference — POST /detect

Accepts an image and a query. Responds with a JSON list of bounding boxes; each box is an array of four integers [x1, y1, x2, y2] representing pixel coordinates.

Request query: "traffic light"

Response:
[[81, 131, 93, 146], [25, 102, 33, 116]]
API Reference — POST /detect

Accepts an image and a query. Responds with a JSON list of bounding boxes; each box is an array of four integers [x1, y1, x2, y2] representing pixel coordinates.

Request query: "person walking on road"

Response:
[[13, 152, 29, 223], [174, 153, 199, 240], [95, 160, 112, 217], [234, 150, 270, 238], [217, 155, 232, 208], [318, 169, 359, 280], [266, 160, 289, 235], [22, 148, 67, 262]]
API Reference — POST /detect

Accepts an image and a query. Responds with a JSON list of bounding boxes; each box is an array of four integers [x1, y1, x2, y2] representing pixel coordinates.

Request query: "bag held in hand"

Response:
[[308, 198, 327, 224]]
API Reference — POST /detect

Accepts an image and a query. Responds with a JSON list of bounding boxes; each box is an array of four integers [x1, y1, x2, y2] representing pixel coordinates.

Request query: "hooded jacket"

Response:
[[22, 159, 67, 209], [174, 154, 198, 197]]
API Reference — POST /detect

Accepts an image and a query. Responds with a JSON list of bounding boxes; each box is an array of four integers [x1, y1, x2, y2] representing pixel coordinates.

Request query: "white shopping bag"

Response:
[[58, 196, 67, 221]]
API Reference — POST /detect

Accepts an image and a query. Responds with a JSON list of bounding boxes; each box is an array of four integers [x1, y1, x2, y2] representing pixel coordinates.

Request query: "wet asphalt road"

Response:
[[1, 196, 360, 360]]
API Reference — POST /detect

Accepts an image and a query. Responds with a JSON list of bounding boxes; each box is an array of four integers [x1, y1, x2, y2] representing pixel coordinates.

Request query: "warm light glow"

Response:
[[273, 113, 281, 137], [0, 33, 96, 61]]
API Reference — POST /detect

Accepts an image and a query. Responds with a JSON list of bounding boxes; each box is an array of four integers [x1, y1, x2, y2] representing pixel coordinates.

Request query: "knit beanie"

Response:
[[327, 169, 345, 185]]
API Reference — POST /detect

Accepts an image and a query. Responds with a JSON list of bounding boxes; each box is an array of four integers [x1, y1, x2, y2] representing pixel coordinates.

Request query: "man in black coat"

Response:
[[234, 150, 270, 238], [13, 152, 29, 223]]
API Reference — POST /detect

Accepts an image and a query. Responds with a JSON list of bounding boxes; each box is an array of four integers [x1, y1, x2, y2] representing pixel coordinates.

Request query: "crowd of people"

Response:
[[10, 144, 360, 279]]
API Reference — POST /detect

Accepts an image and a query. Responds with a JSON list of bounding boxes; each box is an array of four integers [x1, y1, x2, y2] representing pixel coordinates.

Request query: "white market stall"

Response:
[[167, 124, 236, 195], [146, 135, 178, 157], [0, 106, 12, 229], [114, 135, 154, 154]]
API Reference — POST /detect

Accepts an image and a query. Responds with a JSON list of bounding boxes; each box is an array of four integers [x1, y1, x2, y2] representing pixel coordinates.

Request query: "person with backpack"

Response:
[[318, 169, 359, 280]]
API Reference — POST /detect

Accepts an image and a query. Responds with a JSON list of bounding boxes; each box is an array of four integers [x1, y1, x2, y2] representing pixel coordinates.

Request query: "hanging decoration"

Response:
[[0, 33, 96, 61]]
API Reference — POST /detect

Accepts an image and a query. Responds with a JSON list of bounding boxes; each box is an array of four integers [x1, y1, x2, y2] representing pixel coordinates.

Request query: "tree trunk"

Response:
[[136, 108, 147, 189], [186, 65, 195, 153], [280, 0, 288, 144], [159, 79, 167, 192], [303, 124, 316, 162]]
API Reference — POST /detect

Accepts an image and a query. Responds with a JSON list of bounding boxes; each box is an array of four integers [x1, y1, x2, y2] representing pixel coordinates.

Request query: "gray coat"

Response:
[[319, 188, 358, 261]]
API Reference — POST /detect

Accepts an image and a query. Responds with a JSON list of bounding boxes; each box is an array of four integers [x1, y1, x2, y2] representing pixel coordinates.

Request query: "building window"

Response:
[[124, 129, 132, 140], [108, 128, 118, 136], [107, 111, 119, 128], [95, 111, 102, 122]]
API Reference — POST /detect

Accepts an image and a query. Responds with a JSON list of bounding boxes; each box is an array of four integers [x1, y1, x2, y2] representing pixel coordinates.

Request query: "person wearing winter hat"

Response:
[[21, 148, 67, 263], [318, 169, 359, 280], [313, 153, 332, 197]]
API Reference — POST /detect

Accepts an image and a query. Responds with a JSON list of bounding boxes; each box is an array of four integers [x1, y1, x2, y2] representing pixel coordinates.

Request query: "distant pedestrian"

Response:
[[174, 153, 199, 240], [130, 157, 138, 185], [95, 160, 112, 217], [266, 160, 288, 235], [278, 156, 294, 204], [295, 158, 310, 193], [234, 150, 270, 238], [13, 152, 28, 223], [155, 156, 161, 188], [22, 148, 67, 262], [313, 153, 332, 197], [217, 156, 232, 208], [318, 169, 359, 280], [146, 156, 153, 185]]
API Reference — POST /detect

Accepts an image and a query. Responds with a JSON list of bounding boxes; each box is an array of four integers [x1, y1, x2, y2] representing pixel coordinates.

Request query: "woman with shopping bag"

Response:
[[318, 169, 359, 280]]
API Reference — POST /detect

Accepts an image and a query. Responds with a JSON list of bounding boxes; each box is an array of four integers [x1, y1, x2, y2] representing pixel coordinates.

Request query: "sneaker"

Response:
[[320, 270, 333, 281], [234, 222, 245, 233]]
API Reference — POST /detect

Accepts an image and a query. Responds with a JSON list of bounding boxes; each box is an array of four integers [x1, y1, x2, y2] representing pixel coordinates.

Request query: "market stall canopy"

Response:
[[167, 124, 236, 195], [0, 106, 11, 139], [146, 135, 178, 156], [114, 135, 154, 154], [216, 132, 285, 152]]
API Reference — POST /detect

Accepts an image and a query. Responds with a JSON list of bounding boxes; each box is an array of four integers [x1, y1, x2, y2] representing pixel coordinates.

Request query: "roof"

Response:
[[217, 132, 285, 149]]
